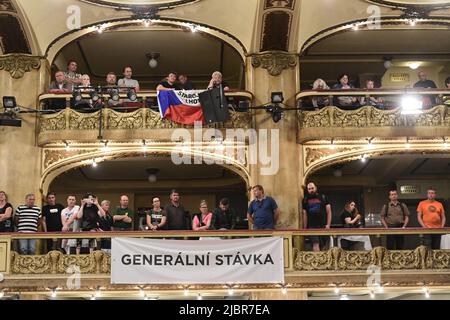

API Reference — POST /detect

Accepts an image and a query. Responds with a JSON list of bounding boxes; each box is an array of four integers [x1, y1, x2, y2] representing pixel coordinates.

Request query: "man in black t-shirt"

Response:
[[302, 182, 332, 252], [164, 190, 189, 230], [77, 193, 105, 253], [212, 198, 237, 230], [42, 192, 65, 252], [414, 71, 437, 108], [156, 72, 181, 91]]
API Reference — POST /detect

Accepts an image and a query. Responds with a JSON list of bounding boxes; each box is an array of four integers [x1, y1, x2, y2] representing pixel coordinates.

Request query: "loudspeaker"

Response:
[[199, 86, 230, 124]]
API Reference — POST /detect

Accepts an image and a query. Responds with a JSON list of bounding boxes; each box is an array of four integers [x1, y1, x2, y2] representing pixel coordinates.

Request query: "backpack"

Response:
[[384, 202, 406, 219]]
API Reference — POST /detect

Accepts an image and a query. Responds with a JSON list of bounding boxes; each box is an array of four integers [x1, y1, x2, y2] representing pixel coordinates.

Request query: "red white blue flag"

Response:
[[158, 90, 205, 125]]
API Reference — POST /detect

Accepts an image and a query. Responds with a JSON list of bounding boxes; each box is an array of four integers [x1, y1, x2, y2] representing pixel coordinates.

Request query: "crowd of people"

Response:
[[302, 182, 446, 252], [0, 189, 241, 255], [308, 71, 450, 110], [0, 183, 447, 255], [46, 59, 230, 110]]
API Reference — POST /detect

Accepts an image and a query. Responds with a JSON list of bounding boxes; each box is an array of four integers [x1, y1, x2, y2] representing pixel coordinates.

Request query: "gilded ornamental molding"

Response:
[[299, 106, 449, 129], [10, 251, 110, 275], [294, 246, 450, 271], [0, 54, 41, 79], [39, 108, 252, 133], [9, 246, 450, 275], [251, 51, 297, 76]]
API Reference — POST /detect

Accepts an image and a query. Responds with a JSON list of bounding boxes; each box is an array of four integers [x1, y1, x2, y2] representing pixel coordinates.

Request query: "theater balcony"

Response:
[[296, 89, 450, 143], [1, 229, 450, 300], [37, 91, 253, 147]]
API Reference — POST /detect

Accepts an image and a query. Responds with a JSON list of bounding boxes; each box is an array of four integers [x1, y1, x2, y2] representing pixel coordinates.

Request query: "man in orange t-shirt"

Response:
[[417, 188, 446, 249]]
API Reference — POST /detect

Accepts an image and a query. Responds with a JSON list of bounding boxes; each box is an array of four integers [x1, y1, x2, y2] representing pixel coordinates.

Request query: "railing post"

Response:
[[0, 235, 11, 275], [64, 107, 70, 129]]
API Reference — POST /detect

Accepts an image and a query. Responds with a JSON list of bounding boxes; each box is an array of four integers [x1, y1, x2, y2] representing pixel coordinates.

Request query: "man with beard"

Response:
[[302, 182, 332, 252]]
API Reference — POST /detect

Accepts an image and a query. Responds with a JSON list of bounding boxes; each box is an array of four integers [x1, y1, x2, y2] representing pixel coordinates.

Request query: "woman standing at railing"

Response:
[[0, 191, 13, 233], [339, 201, 370, 251], [311, 79, 330, 110], [192, 200, 213, 231]]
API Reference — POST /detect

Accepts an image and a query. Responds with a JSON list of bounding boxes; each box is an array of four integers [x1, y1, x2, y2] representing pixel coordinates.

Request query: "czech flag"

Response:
[[158, 90, 205, 125]]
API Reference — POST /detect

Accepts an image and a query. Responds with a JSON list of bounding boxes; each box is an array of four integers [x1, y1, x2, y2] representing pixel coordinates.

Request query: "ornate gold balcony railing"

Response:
[[2, 228, 450, 275], [296, 89, 450, 143], [37, 91, 254, 146]]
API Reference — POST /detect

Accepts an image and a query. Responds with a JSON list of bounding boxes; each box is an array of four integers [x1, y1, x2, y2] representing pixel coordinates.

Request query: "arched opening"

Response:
[[300, 27, 450, 91], [305, 152, 450, 249], [47, 154, 250, 229], [51, 23, 246, 90]]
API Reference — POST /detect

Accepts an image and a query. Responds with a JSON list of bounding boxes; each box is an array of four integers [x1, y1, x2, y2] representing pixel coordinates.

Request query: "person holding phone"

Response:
[[77, 193, 105, 253]]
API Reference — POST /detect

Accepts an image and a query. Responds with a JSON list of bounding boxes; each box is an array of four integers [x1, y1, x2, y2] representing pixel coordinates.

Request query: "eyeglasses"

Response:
[[200, 206, 208, 209]]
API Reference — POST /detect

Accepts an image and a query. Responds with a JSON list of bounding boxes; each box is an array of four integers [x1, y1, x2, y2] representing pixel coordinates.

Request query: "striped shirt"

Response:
[[16, 205, 41, 232]]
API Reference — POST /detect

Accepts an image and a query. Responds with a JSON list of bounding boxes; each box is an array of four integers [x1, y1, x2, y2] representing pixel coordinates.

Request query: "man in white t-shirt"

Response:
[[118, 66, 140, 92], [61, 195, 80, 254]]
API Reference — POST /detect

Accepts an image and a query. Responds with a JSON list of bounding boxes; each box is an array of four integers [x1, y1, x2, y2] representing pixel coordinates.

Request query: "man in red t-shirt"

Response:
[[417, 188, 446, 249]]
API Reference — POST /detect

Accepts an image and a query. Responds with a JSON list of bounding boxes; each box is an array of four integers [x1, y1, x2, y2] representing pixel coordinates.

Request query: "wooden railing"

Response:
[[38, 90, 254, 111]]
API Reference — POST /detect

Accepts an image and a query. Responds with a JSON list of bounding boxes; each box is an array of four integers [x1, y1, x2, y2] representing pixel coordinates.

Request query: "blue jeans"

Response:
[[19, 239, 37, 255], [253, 224, 274, 230]]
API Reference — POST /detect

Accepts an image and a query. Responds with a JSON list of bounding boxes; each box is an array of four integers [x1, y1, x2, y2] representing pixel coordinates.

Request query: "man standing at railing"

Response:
[[64, 60, 83, 88], [414, 71, 437, 109], [48, 71, 72, 110], [302, 182, 332, 252], [112, 195, 134, 231], [164, 189, 189, 230], [118, 66, 140, 92], [15, 194, 42, 255], [42, 192, 65, 253], [247, 185, 280, 230], [380, 190, 410, 250], [417, 187, 446, 250]]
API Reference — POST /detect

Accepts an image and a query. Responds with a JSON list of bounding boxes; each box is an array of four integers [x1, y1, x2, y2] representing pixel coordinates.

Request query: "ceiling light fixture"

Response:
[[408, 62, 421, 70], [146, 52, 160, 69]]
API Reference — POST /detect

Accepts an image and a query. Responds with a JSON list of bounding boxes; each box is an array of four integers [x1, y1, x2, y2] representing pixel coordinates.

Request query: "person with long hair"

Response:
[[340, 201, 365, 250], [192, 200, 213, 231], [0, 191, 13, 233]]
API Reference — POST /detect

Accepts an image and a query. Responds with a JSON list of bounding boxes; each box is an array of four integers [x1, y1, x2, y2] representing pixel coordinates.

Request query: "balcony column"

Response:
[[0, 54, 50, 206], [245, 52, 303, 229]]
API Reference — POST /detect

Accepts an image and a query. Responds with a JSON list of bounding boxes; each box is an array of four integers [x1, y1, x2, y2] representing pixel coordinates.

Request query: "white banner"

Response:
[[174, 90, 204, 106], [111, 237, 284, 285]]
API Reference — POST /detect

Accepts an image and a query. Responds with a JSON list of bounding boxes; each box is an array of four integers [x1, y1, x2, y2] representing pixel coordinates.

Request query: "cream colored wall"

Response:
[[364, 186, 389, 216], [0, 64, 48, 207], [297, 0, 401, 53]]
